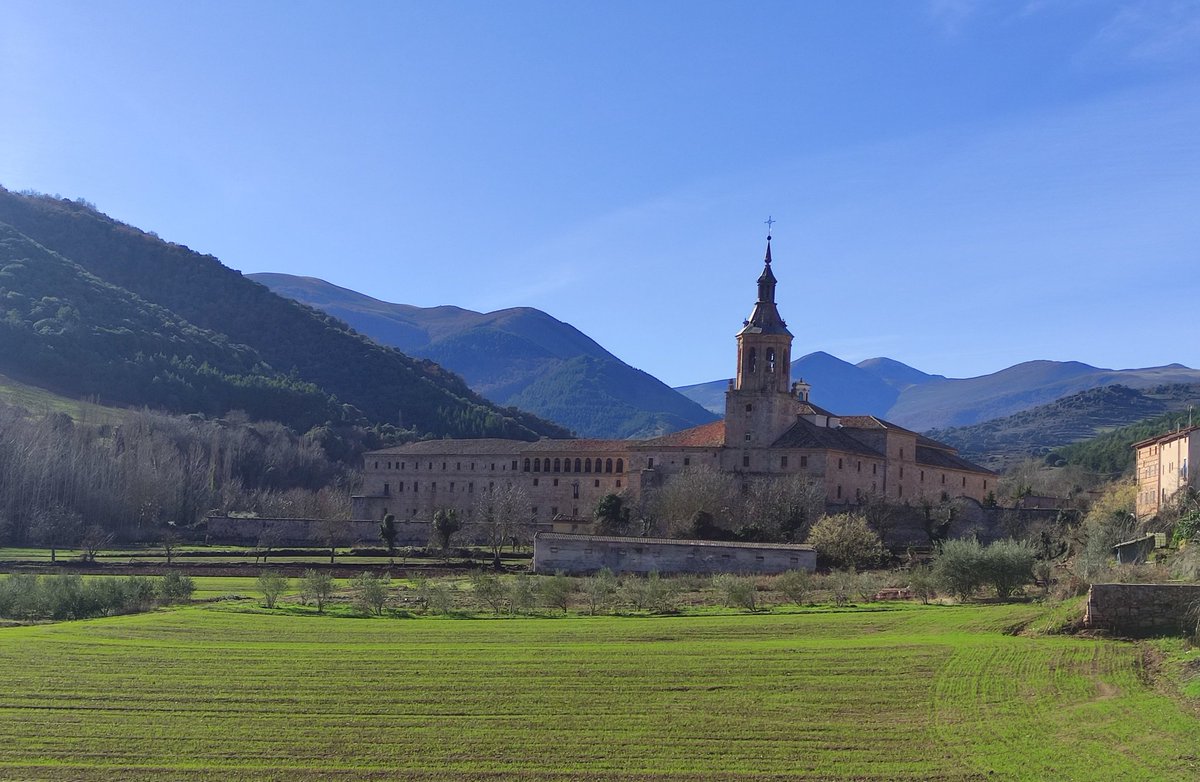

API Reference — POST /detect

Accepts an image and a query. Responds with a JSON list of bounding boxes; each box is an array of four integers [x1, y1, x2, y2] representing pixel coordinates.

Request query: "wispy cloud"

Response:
[[1092, 0, 1200, 64]]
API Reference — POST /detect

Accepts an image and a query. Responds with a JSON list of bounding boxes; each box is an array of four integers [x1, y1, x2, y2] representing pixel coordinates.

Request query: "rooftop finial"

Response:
[[763, 216, 775, 263]]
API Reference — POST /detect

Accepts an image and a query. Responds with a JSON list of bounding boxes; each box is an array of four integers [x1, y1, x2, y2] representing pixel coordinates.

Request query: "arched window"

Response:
[[616, 458, 624, 474], [563, 459, 571, 473], [533, 459, 541, 472], [523, 458, 530, 472], [605, 458, 613, 474], [553, 458, 561, 472], [748, 347, 757, 373], [766, 347, 776, 373], [585, 458, 592, 473], [574, 458, 582, 472], [543, 458, 551, 473]]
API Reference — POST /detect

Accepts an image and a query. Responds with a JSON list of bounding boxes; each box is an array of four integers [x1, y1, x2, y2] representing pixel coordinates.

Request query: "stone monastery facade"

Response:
[[352, 239, 993, 524]]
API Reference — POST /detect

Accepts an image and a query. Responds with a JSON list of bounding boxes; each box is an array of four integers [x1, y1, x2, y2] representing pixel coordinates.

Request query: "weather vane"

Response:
[[764, 215, 775, 238]]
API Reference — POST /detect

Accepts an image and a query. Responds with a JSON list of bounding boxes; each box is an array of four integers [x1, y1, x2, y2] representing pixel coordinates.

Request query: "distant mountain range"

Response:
[[0, 187, 567, 440], [250, 274, 718, 439], [676, 352, 1200, 432]]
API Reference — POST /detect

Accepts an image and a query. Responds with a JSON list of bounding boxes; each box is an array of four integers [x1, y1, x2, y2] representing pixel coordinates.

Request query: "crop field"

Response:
[[0, 603, 1197, 781]]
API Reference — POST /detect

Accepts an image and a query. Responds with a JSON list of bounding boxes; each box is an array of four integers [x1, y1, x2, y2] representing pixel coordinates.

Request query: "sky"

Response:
[[1, 0, 1197, 388]]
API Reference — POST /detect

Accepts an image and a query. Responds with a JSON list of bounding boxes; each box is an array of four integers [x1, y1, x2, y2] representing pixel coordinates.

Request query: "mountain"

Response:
[[675, 351, 911, 417], [926, 383, 1200, 469], [249, 273, 718, 439], [887, 360, 1200, 431], [677, 351, 1200, 435], [855, 356, 944, 391], [0, 187, 568, 440]]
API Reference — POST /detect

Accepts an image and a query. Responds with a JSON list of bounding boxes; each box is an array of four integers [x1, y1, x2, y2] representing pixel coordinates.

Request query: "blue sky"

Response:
[[1, 1, 1197, 387]]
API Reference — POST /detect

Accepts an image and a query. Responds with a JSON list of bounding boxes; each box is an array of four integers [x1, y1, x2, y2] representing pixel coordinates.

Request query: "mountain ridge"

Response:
[[0, 187, 568, 440], [250, 272, 718, 439]]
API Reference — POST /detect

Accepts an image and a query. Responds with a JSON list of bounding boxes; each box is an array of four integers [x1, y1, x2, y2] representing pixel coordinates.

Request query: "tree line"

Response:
[[0, 400, 364, 546]]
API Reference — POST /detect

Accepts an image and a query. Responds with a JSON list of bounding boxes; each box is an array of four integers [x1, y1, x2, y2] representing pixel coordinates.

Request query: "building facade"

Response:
[[1133, 426, 1198, 518], [353, 238, 993, 525]]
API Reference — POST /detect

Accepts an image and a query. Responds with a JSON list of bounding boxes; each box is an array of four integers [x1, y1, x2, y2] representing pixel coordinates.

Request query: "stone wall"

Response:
[[1083, 583, 1200, 637], [532, 533, 816, 576], [205, 516, 430, 548]]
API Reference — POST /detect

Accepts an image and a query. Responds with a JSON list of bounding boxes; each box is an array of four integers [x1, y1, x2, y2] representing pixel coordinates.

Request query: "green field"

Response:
[[0, 602, 1196, 781]]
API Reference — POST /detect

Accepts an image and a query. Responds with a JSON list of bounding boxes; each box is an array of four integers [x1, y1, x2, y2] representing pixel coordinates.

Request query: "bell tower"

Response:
[[725, 233, 801, 452]]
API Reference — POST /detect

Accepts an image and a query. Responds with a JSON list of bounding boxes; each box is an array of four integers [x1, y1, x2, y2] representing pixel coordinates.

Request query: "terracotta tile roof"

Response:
[[771, 418, 882, 456], [366, 438, 525, 456], [523, 439, 632, 453], [839, 415, 917, 434], [797, 401, 839, 418], [636, 420, 727, 448], [536, 532, 814, 551], [915, 445, 994, 475]]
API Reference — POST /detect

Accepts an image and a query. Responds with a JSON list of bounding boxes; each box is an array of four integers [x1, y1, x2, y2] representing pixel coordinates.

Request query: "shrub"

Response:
[[469, 571, 507, 615], [621, 572, 677, 613], [581, 568, 618, 615], [507, 574, 538, 615], [981, 539, 1036, 600], [256, 571, 289, 609], [824, 569, 856, 606], [806, 513, 884, 570], [933, 538, 985, 600], [713, 574, 758, 611], [773, 569, 813, 606], [351, 572, 390, 616], [425, 581, 455, 615], [907, 565, 936, 604], [300, 570, 335, 613], [158, 572, 195, 604], [541, 573, 575, 614]]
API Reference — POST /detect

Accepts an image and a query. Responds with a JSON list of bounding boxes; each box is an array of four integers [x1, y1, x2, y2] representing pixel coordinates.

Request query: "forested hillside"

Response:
[[927, 384, 1200, 469], [0, 187, 567, 440], [1053, 406, 1200, 474]]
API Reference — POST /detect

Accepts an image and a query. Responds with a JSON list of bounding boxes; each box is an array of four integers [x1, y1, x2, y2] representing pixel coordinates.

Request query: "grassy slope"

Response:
[[0, 603, 1196, 781], [0, 371, 126, 425]]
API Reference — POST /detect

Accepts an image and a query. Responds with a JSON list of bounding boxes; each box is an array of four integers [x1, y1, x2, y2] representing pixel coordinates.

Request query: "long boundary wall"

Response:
[[1083, 583, 1200, 636], [532, 533, 816, 575]]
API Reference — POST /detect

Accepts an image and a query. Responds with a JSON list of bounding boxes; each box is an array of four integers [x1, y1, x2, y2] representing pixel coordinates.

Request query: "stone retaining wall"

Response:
[[1083, 583, 1200, 637]]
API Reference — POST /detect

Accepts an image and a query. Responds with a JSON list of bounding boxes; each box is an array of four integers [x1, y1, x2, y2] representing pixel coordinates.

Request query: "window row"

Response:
[[524, 457, 623, 475]]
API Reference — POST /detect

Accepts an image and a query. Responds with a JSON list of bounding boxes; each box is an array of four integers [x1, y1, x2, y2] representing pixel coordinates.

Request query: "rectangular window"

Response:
[[573, 484, 579, 499], [745, 433, 752, 441], [383, 482, 390, 496], [857, 461, 861, 472], [431, 481, 437, 491], [781, 456, 788, 468], [456, 462, 461, 470], [743, 455, 750, 467], [838, 458, 843, 469], [616, 480, 622, 488], [450, 482, 455, 491], [551, 506, 558, 516], [837, 485, 842, 499], [533, 478, 539, 486], [800, 455, 808, 468], [648, 457, 655, 468], [511, 460, 518, 471], [553, 478, 559, 486], [683, 457, 690, 466], [594, 479, 600, 487]]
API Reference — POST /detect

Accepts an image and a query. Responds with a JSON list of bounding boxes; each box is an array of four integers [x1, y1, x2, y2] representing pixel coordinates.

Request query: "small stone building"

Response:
[[532, 532, 816, 575]]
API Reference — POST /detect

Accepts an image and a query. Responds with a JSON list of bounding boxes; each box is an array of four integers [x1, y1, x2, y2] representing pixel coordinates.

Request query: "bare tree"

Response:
[[645, 465, 738, 538], [31, 505, 83, 564], [740, 474, 825, 541], [80, 524, 113, 563], [472, 483, 531, 569]]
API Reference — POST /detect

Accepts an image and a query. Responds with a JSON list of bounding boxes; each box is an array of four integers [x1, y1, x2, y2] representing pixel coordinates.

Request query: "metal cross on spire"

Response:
[[764, 215, 776, 238]]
